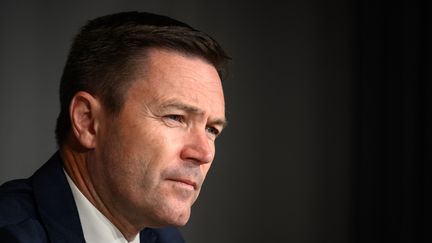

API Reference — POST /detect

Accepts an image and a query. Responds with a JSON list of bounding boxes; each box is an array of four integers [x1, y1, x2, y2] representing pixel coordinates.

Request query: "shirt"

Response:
[[64, 171, 140, 243]]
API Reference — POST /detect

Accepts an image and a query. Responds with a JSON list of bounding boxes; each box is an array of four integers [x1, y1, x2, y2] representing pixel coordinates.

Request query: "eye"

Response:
[[164, 114, 184, 123], [206, 126, 220, 137]]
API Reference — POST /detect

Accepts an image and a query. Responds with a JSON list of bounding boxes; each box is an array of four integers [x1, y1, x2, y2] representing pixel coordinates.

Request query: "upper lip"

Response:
[[168, 178, 197, 190]]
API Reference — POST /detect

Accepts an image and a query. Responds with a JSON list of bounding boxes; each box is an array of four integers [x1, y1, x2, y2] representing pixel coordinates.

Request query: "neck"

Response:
[[60, 144, 141, 241]]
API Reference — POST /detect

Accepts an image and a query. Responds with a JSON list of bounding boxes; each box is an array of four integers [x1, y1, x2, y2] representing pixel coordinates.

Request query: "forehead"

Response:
[[128, 48, 225, 117]]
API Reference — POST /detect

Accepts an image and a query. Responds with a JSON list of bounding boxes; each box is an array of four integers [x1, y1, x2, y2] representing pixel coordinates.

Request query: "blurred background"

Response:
[[0, 0, 430, 242]]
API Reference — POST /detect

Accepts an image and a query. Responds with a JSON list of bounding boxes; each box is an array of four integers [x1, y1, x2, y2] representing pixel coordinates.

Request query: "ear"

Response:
[[69, 91, 102, 149]]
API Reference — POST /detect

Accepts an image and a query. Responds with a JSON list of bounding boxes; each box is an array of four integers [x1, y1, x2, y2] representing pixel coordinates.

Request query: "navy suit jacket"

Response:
[[0, 152, 185, 243]]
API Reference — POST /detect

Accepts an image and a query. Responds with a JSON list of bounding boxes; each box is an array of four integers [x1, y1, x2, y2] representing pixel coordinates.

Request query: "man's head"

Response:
[[56, 12, 228, 231], [55, 11, 228, 146]]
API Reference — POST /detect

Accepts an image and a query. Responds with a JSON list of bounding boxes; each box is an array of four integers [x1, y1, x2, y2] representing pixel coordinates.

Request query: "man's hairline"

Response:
[[112, 46, 222, 113]]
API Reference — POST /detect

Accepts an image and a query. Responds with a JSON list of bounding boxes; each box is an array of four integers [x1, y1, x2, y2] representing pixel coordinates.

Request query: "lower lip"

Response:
[[169, 180, 195, 190]]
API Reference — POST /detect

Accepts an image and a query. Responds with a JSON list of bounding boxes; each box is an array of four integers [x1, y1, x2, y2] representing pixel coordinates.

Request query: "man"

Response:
[[0, 11, 228, 243]]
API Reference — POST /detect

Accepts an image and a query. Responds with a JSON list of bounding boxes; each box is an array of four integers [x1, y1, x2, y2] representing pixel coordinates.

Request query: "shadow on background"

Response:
[[0, 0, 429, 242]]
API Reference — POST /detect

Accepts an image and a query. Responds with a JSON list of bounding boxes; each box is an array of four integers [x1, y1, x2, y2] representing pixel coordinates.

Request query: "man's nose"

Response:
[[180, 128, 214, 164]]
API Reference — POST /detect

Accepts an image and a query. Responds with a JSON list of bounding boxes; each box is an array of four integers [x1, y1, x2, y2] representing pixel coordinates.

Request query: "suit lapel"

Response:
[[31, 152, 86, 243], [145, 227, 185, 243], [139, 228, 157, 243]]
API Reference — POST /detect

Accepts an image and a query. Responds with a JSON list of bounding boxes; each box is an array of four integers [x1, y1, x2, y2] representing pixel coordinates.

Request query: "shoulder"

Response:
[[0, 218, 48, 243], [0, 179, 47, 242], [0, 178, 38, 227]]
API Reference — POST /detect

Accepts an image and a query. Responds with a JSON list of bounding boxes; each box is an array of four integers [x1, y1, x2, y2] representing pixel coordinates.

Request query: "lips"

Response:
[[167, 178, 197, 190]]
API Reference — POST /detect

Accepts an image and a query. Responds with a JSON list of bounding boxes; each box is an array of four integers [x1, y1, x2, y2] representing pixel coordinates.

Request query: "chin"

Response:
[[174, 214, 190, 226], [149, 203, 192, 227], [166, 208, 191, 226]]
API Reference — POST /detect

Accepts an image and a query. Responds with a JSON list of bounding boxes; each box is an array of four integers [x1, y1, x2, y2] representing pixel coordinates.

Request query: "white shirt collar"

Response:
[[64, 170, 140, 243]]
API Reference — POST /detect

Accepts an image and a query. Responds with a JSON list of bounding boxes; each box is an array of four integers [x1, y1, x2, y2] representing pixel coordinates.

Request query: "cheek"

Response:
[[106, 118, 190, 187], [123, 127, 183, 179]]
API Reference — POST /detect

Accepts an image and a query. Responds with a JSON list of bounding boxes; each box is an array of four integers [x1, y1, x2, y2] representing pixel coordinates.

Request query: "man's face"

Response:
[[90, 49, 225, 228]]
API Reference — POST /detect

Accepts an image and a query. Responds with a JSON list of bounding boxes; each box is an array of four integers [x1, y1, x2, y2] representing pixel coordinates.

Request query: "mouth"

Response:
[[167, 178, 197, 190]]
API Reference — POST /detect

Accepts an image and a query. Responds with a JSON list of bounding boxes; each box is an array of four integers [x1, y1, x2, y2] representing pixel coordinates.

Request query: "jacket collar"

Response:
[[31, 152, 86, 243]]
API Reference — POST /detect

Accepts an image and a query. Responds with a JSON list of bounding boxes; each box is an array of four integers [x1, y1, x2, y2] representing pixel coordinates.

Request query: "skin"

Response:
[[61, 48, 226, 241]]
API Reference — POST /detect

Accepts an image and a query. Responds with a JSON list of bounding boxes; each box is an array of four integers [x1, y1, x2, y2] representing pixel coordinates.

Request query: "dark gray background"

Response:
[[0, 0, 377, 242]]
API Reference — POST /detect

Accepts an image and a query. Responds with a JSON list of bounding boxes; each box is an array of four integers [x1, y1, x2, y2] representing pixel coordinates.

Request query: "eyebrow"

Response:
[[161, 102, 228, 128]]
